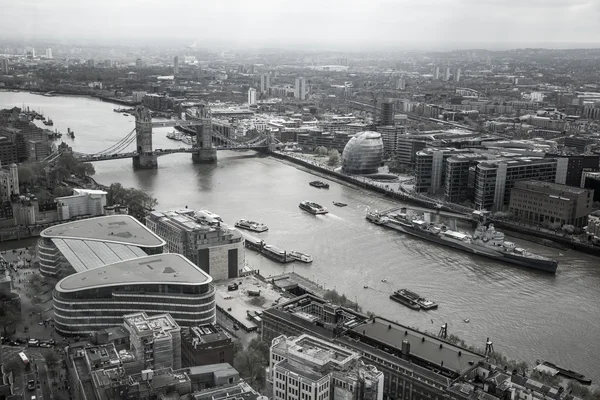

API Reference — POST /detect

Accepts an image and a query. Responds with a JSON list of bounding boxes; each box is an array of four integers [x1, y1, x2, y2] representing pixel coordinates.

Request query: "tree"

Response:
[[561, 224, 575, 234], [45, 352, 59, 373], [327, 149, 340, 166], [3, 357, 22, 376], [107, 182, 158, 222], [0, 306, 21, 334], [18, 164, 35, 189], [53, 186, 74, 197], [233, 348, 266, 390], [315, 146, 328, 156]]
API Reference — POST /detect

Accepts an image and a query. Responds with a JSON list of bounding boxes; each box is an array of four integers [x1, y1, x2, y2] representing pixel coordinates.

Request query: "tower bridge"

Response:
[[46, 105, 279, 168]]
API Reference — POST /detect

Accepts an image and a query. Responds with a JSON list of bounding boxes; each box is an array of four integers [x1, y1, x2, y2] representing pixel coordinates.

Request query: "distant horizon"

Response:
[[3, 0, 600, 54]]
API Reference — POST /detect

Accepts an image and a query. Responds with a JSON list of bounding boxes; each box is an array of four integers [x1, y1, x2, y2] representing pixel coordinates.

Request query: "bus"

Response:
[[18, 352, 30, 370]]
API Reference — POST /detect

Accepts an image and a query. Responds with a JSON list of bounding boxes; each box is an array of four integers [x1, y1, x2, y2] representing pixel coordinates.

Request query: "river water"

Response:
[[2, 91, 599, 381]]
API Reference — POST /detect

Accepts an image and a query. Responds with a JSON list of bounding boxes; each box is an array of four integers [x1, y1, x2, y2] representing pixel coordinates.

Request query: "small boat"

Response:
[[123, 113, 129, 116], [288, 250, 313, 263], [299, 201, 328, 215], [333, 201, 348, 207], [464, 318, 470, 323], [363, 285, 369, 289], [235, 219, 268, 233], [381, 279, 387, 282], [309, 181, 329, 189]]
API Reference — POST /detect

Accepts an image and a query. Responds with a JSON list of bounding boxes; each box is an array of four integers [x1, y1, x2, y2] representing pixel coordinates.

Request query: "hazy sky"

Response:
[[2, 0, 600, 49]]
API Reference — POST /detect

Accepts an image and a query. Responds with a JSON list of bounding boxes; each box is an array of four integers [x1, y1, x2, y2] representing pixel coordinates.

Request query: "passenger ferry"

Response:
[[288, 250, 313, 263], [299, 201, 328, 215], [235, 219, 268, 232]]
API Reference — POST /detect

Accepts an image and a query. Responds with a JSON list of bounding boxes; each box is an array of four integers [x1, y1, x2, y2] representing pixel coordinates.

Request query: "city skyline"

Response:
[[2, 0, 600, 50]]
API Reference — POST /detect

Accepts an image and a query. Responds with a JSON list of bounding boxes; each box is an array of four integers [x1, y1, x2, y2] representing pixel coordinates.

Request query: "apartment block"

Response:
[[414, 148, 471, 195]]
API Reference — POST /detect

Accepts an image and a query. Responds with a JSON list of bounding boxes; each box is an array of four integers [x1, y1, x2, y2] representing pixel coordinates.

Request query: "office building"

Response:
[[445, 154, 487, 203], [38, 214, 165, 278], [45, 48, 53, 59], [174, 56, 180, 75], [563, 136, 593, 153], [181, 324, 234, 367], [270, 334, 383, 400], [454, 68, 461, 82], [55, 188, 107, 221], [582, 171, 600, 201], [0, 163, 18, 202], [415, 148, 471, 195], [260, 73, 270, 94], [380, 100, 395, 126], [248, 88, 257, 105], [296, 131, 354, 153], [509, 180, 593, 228], [87, 58, 96, 68], [123, 312, 182, 371], [0, 58, 8, 75], [262, 294, 484, 400], [444, 66, 451, 81], [53, 253, 216, 335], [146, 209, 245, 281], [395, 136, 429, 165], [586, 213, 600, 242], [545, 153, 599, 187], [341, 131, 384, 175], [104, 59, 113, 68], [474, 158, 568, 212], [295, 77, 306, 100], [433, 66, 440, 80]]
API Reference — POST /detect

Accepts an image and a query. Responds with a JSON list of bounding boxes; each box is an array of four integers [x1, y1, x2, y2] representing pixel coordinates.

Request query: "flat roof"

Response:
[[56, 253, 212, 293], [53, 238, 147, 273], [352, 317, 483, 375], [41, 215, 165, 248]]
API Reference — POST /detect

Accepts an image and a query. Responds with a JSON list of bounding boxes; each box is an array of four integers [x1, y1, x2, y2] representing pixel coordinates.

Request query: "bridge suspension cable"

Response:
[[90, 128, 137, 156]]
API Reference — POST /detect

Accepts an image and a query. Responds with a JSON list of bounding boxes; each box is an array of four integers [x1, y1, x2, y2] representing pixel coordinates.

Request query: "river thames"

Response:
[[2, 91, 599, 381]]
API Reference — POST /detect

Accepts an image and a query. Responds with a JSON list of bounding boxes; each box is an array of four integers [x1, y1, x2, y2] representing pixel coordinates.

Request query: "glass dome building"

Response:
[[341, 131, 384, 174]]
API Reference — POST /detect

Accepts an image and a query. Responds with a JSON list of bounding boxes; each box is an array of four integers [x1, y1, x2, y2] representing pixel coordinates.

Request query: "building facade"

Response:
[[53, 253, 216, 335], [55, 189, 107, 221], [181, 324, 234, 368], [341, 131, 384, 175], [248, 88, 257, 106], [414, 148, 471, 195], [380, 101, 395, 126], [474, 158, 568, 212], [270, 334, 383, 400], [295, 77, 306, 100], [146, 209, 245, 281], [0, 163, 18, 202], [123, 312, 182, 371], [509, 180, 593, 228]]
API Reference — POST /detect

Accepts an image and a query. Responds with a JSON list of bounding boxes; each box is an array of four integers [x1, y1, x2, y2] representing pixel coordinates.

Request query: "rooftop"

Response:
[[513, 180, 590, 195], [124, 312, 180, 337], [41, 215, 166, 248], [56, 253, 212, 293], [351, 317, 483, 375], [52, 238, 147, 273]]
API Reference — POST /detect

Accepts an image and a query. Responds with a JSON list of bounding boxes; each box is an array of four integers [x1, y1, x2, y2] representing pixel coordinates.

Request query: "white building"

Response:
[[396, 77, 406, 90], [0, 163, 19, 202], [45, 48, 53, 59], [55, 188, 107, 221], [270, 334, 383, 400], [248, 88, 257, 106], [260, 73, 271, 94], [444, 67, 451, 81], [295, 77, 306, 100], [433, 66, 440, 80], [454, 68, 461, 82]]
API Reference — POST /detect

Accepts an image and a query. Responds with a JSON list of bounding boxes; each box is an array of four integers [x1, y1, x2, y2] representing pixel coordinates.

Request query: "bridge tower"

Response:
[[190, 104, 217, 163], [133, 106, 158, 169]]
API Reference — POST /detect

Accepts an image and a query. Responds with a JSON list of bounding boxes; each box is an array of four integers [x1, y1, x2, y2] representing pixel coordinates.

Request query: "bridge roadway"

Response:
[[77, 145, 268, 162]]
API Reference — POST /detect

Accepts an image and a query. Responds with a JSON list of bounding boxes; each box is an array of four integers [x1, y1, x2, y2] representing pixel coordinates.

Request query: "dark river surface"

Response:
[[2, 91, 599, 381]]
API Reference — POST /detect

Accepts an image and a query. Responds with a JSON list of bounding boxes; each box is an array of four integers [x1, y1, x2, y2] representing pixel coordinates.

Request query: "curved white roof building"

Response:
[[53, 253, 215, 335], [38, 215, 166, 279]]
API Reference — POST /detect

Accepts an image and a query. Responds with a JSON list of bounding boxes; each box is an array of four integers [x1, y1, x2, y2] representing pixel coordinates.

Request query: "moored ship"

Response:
[[288, 250, 313, 263], [263, 245, 294, 263], [396, 289, 438, 310], [235, 219, 268, 232], [166, 131, 183, 141], [390, 290, 421, 310], [299, 201, 328, 215], [536, 360, 592, 385], [367, 209, 558, 273]]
